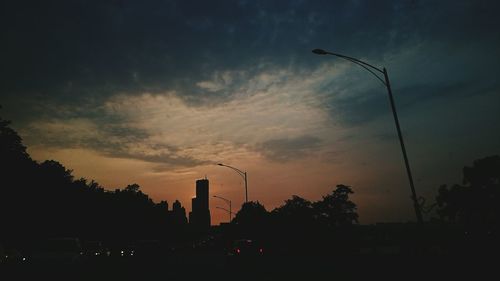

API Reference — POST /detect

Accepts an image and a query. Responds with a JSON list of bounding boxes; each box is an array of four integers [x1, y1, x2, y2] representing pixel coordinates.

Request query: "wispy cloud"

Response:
[[257, 135, 322, 162], [22, 64, 342, 168]]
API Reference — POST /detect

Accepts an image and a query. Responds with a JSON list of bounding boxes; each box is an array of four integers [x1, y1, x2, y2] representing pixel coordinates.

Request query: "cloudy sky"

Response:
[[1, 0, 499, 225]]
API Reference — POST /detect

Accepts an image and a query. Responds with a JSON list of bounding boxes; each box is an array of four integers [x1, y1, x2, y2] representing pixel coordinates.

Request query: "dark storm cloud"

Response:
[[257, 135, 322, 162], [1, 0, 499, 124], [101, 147, 212, 167], [326, 77, 498, 127]]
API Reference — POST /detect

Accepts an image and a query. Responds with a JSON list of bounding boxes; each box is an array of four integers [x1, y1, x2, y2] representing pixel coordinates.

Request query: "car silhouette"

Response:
[[227, 239, 264, 258]]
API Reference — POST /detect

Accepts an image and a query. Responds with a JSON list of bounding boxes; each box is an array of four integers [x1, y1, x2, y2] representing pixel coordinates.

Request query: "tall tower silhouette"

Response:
[[189, 178, 211, 229]]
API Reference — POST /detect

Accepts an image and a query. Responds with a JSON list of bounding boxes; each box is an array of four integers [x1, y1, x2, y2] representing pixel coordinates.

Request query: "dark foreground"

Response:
[[1, 250, 496, 281]]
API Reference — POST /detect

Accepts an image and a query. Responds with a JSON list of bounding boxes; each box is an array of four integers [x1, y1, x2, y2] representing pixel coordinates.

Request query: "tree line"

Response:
[[2, 109, 499, 252], [1, 115, 188, 244], [226, 184, 359, 254]]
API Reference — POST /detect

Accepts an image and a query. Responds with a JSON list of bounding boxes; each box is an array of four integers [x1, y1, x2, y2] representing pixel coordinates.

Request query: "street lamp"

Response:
[[312, 48, 423, 224], [217, 163, 248, 203], [213, 195, 232, 222]]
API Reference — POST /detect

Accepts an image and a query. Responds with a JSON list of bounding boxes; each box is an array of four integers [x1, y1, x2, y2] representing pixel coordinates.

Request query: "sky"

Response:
[[1, 0, 499, 225]]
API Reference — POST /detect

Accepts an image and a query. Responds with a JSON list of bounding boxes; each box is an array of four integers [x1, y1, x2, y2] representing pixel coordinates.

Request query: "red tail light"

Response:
[[236, 248, 240, 254], [259, 248, 263, 253]]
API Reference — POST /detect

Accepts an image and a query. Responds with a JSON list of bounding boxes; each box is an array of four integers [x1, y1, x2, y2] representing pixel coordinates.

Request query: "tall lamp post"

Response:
[[213, 195, 232, 222], [312, 48, 423, 224], [217, 163, 248, 203]]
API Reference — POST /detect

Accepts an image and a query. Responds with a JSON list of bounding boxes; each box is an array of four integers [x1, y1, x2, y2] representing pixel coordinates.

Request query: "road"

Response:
[[2, 247, 496, 280]]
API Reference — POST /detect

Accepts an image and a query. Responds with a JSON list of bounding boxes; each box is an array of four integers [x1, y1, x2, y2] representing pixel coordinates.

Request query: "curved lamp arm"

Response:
[[217, 163, 249, 203], [312, 48, 386, 86], [217, 163, 246, 179]]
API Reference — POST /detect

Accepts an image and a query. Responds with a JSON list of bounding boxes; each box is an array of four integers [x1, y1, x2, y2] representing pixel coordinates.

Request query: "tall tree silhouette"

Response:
[[272, 195, 315, 224], [233, 201, 268, 226], [232, 201, 269, 239], [436, 155, 500, 228], [0, 115, 30, 163], [1, 114, 37, 240], [313, 184, 358, 227]]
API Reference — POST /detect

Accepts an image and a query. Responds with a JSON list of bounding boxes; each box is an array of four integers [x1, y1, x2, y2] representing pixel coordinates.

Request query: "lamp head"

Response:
[[312, 48, 329, 55]]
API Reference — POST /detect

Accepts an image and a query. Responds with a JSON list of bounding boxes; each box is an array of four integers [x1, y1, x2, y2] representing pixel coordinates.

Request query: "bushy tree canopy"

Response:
[[436, 155, 500, 228]]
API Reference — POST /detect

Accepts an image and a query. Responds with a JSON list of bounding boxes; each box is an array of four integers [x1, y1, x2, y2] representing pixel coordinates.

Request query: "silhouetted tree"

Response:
[[268, 196, 318, 253], [1, 114, 38, 240], [124, 183, 141, 193], [232, 201, 269, 240], [272, 195, 315, 224], [39, 160, 74, 187], [436, 155, 500, 228], [0, 115, 30, 163], [0, 114, 36, 185], [233, 201, 268, 226], [313, 184, 358, 227]]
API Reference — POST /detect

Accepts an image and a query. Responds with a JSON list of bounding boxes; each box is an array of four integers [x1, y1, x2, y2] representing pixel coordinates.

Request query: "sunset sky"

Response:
[[1, 0, 499, 225]]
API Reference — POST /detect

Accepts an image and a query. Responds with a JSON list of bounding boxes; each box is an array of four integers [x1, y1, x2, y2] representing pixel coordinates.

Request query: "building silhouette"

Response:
[[171, 200, 187, 225], [189, 178, 211, 229]]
